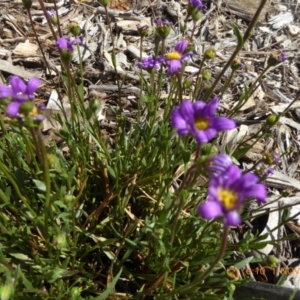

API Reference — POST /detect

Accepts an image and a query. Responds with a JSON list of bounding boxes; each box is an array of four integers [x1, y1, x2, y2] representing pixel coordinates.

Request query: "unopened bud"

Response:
[[266, 255, 280, 268], [204, 48, 216, 60], [22, 0, 32, 9], [0, 283, 14, 300], [266, 114, 279, 127], [202, 70, 211, 80], [69, 22, 81, 37], [99, 0, 109, 6]]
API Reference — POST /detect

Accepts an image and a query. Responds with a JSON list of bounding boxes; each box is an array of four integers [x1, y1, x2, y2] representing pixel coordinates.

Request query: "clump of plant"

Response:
[[0, 0, 291, 299]]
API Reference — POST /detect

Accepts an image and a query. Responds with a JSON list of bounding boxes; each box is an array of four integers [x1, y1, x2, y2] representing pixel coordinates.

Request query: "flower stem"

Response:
[[163, 226, 230, 297]]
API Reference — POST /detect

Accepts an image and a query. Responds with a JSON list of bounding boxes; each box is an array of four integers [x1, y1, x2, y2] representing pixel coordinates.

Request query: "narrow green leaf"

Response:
[[93, 268, 122, 300]]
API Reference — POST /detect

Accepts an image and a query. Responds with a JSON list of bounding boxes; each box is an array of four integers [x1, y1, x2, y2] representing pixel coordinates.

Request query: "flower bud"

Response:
[[99, 0, 109, 6], [183, 79, 192, 89], [191, 11, 202, 21], [22, 0, 32, 9], [202, 70, 211, 80], [204, 48, 216, 60], [69, 287, 82, 299], [231, 57, 244, 70], [64, 194, 75, 205], [47, 10, 58, 26], [0, 283, 14, 300], [136, 24, 149, 37], [154, 19, 172, 40], [266, 255, 280, 268], [53, 232, 68, 249], [267, 51, 287, 67], [266, 114, 279, 127], [69, 22, 81, 37]]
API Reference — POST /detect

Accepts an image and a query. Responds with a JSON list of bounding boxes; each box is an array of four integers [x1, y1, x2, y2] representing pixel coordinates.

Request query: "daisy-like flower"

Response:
[[0, 75, 44, 121], [165, 41, 194, 75], [0, 76, 40, 103], [137, 57, 164, 72], [56, 37, 81, 53], [171, 97, 236, 144], [207, 153, 233, 178], [198, 164, 267, 226]]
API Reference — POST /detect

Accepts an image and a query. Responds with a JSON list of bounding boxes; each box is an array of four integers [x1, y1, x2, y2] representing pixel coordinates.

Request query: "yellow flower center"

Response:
[[194, 117, 209, 130], [28, 106, 39, 118], [218, 189, 238, 210], [166, 51, 182, 60]]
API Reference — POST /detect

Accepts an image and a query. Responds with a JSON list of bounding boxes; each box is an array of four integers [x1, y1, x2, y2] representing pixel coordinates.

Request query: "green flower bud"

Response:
[[0, 283, 14, 300], [191, 11, 202, 22], [227, 283, 236, 292], [22, 0, 32, 9], [69, 22, 81, 37], [64, 194, 75, 205], [90, 99, 100, 111], [266, 114, 279, 127], [69, 287, 82, 299], [154, 20, 172, 40], [202, 70, 211, 80], [204, 48, 216, 60], [53, 233, 68, 249], [183, 79, 192, 89], [60, 50, 73, 64], [266, 255, 280, 268], [99, 0, 109, 6], [136, 24, 149, 37]]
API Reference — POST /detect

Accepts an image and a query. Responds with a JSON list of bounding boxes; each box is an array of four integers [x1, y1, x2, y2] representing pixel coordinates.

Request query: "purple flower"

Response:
[[165, 41, 194, 75], [171, 97, 236, 144], [189, 0, 205, 10], [0, 75, 44, 121], [46, 9, 56, 17], [154, 19, 172, 27], [56, 37, 81, 53], [0, 76, 40, 102], [256, 163, 274, 178], [198, 165, 267, 226], [137, 57, 164, 71], [280, 50, 287, 62], [207, 153, 233, 178]]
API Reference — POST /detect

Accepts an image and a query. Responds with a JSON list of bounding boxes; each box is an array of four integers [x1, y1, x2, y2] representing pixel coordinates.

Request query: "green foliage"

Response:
[[0, 0, 290, 299]]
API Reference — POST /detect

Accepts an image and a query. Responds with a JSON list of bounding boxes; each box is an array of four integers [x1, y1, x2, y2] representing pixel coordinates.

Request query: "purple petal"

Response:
[[171, 109, 189, 136], [243, 184, 267, 203], [193, 100, 206, 113], [7, 102, 20, 118], [198, 201, 222, 219], [10, 76, 26, 94], [212, 117, 236, 130], [181, 51, 194, 62], [26, 78, 40, 96], [179, 100, 194, 120], [203, 96, 219, 115], [0, 86, 13, 99], [175, 41, 188, 54], [167, 60, 182, 75], [225, 211, 241, 226], [194, 129, 215, 144], [226, 165, 242, 183]]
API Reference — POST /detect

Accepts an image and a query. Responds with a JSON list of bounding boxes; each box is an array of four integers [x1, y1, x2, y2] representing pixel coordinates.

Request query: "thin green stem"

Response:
[[163, 226, 230, 297]]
